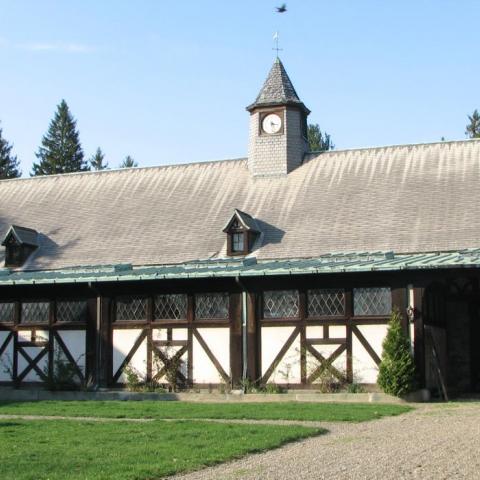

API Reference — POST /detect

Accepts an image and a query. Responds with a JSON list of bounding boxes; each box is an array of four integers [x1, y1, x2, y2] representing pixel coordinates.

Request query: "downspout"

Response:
[[235, 276, 248, 386]]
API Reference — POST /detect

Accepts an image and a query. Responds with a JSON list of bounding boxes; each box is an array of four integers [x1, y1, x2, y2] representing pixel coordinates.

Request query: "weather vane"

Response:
[[273, 32, 283, 57]]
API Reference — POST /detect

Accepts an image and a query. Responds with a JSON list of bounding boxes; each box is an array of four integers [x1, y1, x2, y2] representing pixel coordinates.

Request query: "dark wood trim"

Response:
[[17, 347, 48, 382], [413, 286, 425, 385], [307, 338, 347, 345], [193, 329, 230, 383], [152, 345, 188, 384], [351, 325, 381, 366], [246, 291, 258, 382], [187, 294, 194, 386], [306, 343, 347, 383]]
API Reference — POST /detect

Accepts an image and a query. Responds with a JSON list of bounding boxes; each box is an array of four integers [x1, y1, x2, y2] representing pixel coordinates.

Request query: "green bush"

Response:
[[377, 308, 417, 397]]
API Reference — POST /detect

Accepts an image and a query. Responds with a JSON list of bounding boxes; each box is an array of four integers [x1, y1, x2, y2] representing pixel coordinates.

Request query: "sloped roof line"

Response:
[[1, 225, 39, 247]]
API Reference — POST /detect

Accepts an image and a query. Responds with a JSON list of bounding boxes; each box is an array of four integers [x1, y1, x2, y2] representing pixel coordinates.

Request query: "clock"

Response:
[[262, 113, 282, 134]]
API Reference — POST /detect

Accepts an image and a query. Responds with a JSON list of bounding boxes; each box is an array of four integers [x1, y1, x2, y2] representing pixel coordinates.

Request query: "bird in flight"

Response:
[[276, 4, 287, 13]]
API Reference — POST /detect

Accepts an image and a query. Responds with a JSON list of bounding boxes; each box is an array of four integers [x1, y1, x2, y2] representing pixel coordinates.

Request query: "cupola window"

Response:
[[223, 209, 260, 256]]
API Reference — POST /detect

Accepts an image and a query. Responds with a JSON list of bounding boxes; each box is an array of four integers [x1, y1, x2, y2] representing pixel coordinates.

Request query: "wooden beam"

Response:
[[17, 347, 48, 382], [0, 332, 13, 357], [152, 345, 188, 383], [306, 343, 347, 383]]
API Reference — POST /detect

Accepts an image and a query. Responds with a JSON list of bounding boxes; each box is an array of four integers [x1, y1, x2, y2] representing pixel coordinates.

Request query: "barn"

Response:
[[0, 58, 479, 396]]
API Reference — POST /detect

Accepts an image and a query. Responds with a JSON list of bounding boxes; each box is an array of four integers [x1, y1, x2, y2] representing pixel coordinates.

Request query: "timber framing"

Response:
[[0, 268, 480, 390]]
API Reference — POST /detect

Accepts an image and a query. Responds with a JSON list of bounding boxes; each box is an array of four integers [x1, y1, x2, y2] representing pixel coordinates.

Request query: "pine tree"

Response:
[[308, 123, 334, 151], [377, 308, 417, 396], [119, 155, 138, 168], [89, 147, 108, 170], [32, 100, 89, 176], [466, 110, 480, 138], [0, 123, 21, 179]]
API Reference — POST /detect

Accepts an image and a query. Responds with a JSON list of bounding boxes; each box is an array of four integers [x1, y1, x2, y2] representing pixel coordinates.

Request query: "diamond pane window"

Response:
[[195, 293, 229, 319], [116, 297, 147, 321], [308, 289, 345, 317], [57, 300, 88, 323], [154, 294, 187, 320], [263, 290, 299, 318], [0, 303, 15, 323], [21, 302, 50, 324], [354, 287, 392, 316]]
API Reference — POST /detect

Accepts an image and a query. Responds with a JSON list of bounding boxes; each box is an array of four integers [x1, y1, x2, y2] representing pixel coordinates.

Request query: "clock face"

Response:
[[262, 113, 282, 134]]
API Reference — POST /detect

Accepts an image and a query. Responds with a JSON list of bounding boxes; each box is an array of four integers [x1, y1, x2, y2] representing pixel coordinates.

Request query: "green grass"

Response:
[[0, 400, 412, 422], [0, 419, 322, 480]]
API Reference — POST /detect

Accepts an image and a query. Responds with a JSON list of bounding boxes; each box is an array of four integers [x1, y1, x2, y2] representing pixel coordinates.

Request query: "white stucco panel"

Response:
[[352, 324, 388, 384], [305, 326, 323, 339], [0, 332, 13, 381], [261, 326, 301, 384], [192, 328, 230, 384], [56, 330, 86, 374], [329, 325, 346, 339], [112, 329, 147, 382]]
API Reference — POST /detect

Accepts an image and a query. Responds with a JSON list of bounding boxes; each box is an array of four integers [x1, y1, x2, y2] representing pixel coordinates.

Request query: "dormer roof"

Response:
[[246, 57, 310, 114], [223, 209, 260, 233], [1, 225, 39, 247]]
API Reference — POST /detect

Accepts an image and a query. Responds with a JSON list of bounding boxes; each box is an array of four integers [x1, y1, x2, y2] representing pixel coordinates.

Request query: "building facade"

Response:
[[0, 58, 479, 395]]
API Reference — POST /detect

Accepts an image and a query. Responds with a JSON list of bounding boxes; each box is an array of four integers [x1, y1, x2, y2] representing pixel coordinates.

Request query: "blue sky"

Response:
[[1, 1, 479, 175]]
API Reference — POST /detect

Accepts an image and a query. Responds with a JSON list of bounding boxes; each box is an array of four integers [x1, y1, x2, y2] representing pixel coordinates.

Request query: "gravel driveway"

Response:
[[172, 402, 480, 480]]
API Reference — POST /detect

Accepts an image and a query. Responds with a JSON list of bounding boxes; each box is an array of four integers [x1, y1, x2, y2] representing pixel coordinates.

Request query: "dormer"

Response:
[[223, 210, 260, 256], [1, 225, 39, 268]]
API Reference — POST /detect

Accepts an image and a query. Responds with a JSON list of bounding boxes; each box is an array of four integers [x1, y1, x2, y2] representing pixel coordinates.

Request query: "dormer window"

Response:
[[1, 225, 39, 268], [223, 210, 260, 256]]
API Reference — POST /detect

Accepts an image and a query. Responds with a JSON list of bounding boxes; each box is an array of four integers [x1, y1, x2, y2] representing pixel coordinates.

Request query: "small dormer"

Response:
[[1, 225, 39, 268], [223, 210, 260, 256]]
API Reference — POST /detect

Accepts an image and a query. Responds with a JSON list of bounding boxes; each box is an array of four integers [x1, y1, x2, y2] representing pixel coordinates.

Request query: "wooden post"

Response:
[[229, 293, 243, 387], [299, 291, 307, 385], [392, 287, 408, 332], [413, 287, 425, 386], [246, 292, 258, 383], [187, 294, 194, 387], [345, 289, 353, 383], [96, 295, 111, 388]]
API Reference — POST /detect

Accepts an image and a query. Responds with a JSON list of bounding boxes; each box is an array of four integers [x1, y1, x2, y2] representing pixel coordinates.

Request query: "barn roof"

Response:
[[1, 138, 480, 272]]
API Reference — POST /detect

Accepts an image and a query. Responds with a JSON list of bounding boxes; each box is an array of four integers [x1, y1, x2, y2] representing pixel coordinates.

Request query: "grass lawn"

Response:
[[0, 400, 412, 422], [0, 419, 322, 480]]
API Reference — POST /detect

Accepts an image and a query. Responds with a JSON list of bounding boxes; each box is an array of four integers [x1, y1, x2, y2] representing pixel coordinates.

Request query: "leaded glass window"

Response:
[[263, 290, 299, 318], [115, 297, 147, 321], [354, 287, 392, 316], [57, 300, 88, 323], [21, 302, 50, 324], [154, 294, 187, 320], [308, 289, 345, 317], [0, 303, 15, 323], [195, 293, 229, 319]]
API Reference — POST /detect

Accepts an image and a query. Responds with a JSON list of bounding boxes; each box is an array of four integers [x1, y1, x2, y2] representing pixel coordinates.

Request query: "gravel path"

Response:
[[172, 402, 480, 480]]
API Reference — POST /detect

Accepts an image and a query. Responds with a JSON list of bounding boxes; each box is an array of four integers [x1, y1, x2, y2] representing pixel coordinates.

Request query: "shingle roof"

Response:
[[1, 139, 480, 271], [246, 58, 309, 113]]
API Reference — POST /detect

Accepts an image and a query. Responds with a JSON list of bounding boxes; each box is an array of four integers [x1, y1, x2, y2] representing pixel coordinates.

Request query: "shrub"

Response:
[[377, 308, 417, 397]]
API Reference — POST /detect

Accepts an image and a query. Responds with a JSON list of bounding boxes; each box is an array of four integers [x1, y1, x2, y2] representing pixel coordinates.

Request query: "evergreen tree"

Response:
[[377, 308, 417, 397], [308, 123, 334, 151], [89, 147, 108, 170], [32, 100, 89, 176], [119, 155, 138, 168], [0, 123, 21, 179], [466, 110, 480, 138]]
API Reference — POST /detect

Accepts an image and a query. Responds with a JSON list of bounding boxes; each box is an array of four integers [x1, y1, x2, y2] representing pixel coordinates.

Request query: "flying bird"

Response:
[[276, 4, 287, 13]]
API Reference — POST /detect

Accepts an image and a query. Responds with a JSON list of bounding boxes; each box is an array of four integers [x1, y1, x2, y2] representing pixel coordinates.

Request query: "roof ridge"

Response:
[[306, 138, 480, 158], [0, 157, 248, 183]]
